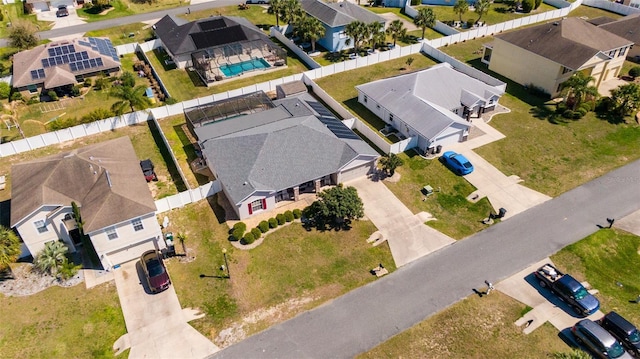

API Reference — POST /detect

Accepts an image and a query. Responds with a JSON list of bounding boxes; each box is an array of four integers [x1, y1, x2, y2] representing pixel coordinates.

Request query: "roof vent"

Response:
[[552, 22, 559, 26], [243, 181, 248, 185]]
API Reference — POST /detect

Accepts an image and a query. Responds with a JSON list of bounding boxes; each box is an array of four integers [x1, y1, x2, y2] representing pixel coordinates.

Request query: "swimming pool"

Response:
[[219, 58, 270, 77]]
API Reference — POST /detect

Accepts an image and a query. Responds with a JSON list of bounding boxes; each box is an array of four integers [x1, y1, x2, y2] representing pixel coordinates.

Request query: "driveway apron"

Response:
[[348, 177, 455, 267], [113, 261, 219, 358]]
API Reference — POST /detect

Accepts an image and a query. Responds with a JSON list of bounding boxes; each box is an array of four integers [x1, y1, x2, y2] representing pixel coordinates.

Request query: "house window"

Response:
[[618, 47, 626, 57], [561, 66, 571, 74], [105, 226, 118, 240], [34, 219, 48, 234], [338, 31, 347, 39], [248, 199, 266, 215], [27, 84, 38, 94], [131, 218, 144, 232], [364, 96, 368, 103], [389, 114, 394, 122]]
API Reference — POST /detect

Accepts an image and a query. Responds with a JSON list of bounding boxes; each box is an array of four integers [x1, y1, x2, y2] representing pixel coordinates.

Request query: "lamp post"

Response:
[[222, 248, 230, 279]]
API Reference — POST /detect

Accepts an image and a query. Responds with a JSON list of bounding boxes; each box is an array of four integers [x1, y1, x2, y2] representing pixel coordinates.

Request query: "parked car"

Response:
[[140, 159, 157, 182], [600, 311, 640, 357], [572, 319, 633, 359], [441, 151, 474, 175], [140, 250, 171, 294], [245, 0, 269, 3], [534, 263, 600, 317], [56, 5, 69, 17]]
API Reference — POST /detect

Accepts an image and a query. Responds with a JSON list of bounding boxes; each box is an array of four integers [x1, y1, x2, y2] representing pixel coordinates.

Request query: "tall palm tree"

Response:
[[453, 0, 469, 23], [414, 7, 436, 40], [560, 72, 598, 110], [474, 0, 491, 23], [345, 21, 368, 55], [110, 85, 152, 115], [280, 0, 303, 28], [296, 15, 326, 52], [379, 153, 404, 176], [609, 83, 640, 117], [34, 240, 68, 276], [268, 0, 285, 28], [367, 22, 385, 51], [0, 226, 21, 270], [386, 20, 406, 47]]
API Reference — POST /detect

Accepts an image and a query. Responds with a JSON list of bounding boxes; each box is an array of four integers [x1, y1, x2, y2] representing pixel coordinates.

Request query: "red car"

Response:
[[140, 159, 157, 182], [140, 250, 171, 293]]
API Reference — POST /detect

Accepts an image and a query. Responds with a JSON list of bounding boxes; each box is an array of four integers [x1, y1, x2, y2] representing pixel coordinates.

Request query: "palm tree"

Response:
[[367, 22, 385, 51], [414, 7, 436, 40], [280, 0, 303, 28], [379, 153, 404, 176], [34, 240, 68, 276], [0, 226, 21, 270], [296, 15, 326, 52], [453, 0, 469, 23], [609, 83, 640, 117], [268, 0, 285, 28], [110, 85, 152, 115], [344, 21, 368, 55], [560, 72, 598, 110], [386, 20, 406, 47], [474, 0, 491, 23]]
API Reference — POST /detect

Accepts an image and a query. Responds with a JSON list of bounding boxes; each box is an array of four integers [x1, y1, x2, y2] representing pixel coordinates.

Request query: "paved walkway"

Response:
[[113, 261, 219, 358], [447, 112, 552, 219], [348, 176, 455, 267]]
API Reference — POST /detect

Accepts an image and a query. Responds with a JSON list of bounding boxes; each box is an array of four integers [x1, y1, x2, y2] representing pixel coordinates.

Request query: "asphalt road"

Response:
[[212, 159, 640, 358]]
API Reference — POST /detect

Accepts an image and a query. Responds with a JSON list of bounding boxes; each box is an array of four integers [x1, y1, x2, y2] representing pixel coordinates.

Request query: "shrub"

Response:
[[47, 117, 77, 131], [120, 71, 136, 87], [578, 102, 592, 113], [10, 92, 23, 102], [26, 96, 40, 105], [268, 218, 278, 228], [164, 96, 178, 105], [521, 0, 534, 13], [555, 102, 567, 114], [534, 0, 542, 9], [242, 232, 255, 244], [410, 0, 420, 5], [572, 110, 583, 119], [629, 66, 640, 79], [0, 82, 10, 99], [71, 85, 81, 97], [276, 213, 286, 225], [84, 78, 93, 87], [293, 209, 302, 219], [575, 106, 588, 118], [232, 228, 244, 241], [258, 220, 269, 233], [251, 227, 261, 239], [284, 210, 294, 222], [233, 222, 247, 234], [562, 109, 574, 119], [47, 90, 58, 101], [80, 108, 114, 124]]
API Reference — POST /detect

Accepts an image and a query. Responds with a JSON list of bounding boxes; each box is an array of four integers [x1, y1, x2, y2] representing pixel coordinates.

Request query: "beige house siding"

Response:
[[15, 206, 76, 258]]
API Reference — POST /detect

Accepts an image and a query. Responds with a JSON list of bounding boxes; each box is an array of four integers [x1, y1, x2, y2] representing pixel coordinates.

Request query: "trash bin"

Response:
[[436, 145, 442, 154], [164, 232, 176, 257], [498, 208, 507, 218]]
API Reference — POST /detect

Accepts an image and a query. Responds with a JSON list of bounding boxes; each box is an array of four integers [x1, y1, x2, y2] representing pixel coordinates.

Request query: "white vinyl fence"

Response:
[[155, 180, 222, 214], [582, 0, 640, 14]]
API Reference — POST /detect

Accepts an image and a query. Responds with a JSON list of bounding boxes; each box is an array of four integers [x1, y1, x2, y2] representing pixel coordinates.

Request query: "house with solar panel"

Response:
[[185, 87, 379, 220], [12, 37, 121, 98], [153, 15, 287, 84], [356, 63, 505, 155]]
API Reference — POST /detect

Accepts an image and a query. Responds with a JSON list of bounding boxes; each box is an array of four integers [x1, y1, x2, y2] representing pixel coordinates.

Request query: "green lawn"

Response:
[[0, 278, 126, 358], [0, 3, 51, 38], [85, 22, 155, 46], [162, 199, 394, 343], [439, 39, 640, 197], [419, 2, 557, 28], [185, 4, 276, 28], [567, 5, 623, 20], [552, 229, 640, 325], [77, 0, 182, 22], [359, 291, 570, 358]]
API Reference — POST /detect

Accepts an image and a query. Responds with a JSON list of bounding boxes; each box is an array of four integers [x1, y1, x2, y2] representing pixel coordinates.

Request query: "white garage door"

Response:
[[50, 0, 74, 8], [338, 162, 374, 183], [434, 130, 463, 147], [105, 238, 159, 268], [32, 2, 50, 12]]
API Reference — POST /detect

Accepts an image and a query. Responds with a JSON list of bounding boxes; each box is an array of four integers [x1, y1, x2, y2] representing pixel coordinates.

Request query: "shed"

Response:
[[276, 81, 307, 99]]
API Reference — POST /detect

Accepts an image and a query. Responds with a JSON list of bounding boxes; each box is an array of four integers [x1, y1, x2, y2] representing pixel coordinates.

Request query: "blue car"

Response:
[[441, 151, 474, 175]]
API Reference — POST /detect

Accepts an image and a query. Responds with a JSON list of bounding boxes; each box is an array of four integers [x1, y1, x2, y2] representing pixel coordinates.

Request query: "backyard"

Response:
[[77, 0, 183, 22], [361, 228, 640, 358], [85, 22, 155, 46], [419, 2, 557, 28]]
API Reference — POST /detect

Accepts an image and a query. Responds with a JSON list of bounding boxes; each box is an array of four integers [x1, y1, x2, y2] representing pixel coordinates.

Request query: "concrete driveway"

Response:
[[447, 116, 552, 219], [348, 176, 455, 267], [113, 261, 219, 359], [36, 6, 86, 29], [496, 258, 603, 336]]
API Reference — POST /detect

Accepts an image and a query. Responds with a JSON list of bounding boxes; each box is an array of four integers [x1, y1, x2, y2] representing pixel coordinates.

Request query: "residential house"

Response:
[[356, 63, 504, 155], [12, 37, 121, 98], [614, 0, 640, 10], [482, 17, 633, 97], [153, 15, 286, 83], [590, 14, 640, 61], [10, 137, 164, 270], [299, 0, 386, 52], [187, 90, 379, 220], [25, 0, 76, 13]]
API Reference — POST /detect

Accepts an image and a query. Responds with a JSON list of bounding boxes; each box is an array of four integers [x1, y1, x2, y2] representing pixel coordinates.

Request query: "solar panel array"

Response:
[[306, 101, 361, 140], [80, 37, 119, 62], [30, 69, 45, 80], [42, 51, 89, 68], [70, 58, 104, 72]]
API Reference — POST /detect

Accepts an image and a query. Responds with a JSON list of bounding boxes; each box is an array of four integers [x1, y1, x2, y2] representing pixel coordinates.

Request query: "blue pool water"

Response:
[[220, 58, 270, 77]]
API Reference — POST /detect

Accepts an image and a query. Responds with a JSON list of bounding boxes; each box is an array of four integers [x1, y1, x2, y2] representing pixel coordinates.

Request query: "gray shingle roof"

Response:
[[356, 63, 503, 141], [597, 13, 640, 46], [495, 17, 633, 70], [10, 137, 157, 233], [154, 15, 270, 56], [300, 0, 385, 27], [198, 94, 377, 205]]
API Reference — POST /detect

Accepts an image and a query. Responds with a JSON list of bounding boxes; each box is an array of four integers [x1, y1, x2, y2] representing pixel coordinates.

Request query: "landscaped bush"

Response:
[[83, 78, 93, 87], [258, 220, 269, 233], [10, 91, 23, 102], [47, 117, 77, 131], [562, 109, 574, 119], [80, 108, 114, 124], [165, 97, 178, 105], [232, 228, 244, 241], [629, 66, 640, 79], [410, 0, 420, 5], [233, 222, 247, 233], [521, 0, 534, 13], [575, 106, 588, 118], [0, 82, 10, 99], [268, 218, 278, 228], [26, 96, 39, 105], [293, 209, 301, 219], [555, 102, 567, 114], [251, 227, 261, 239], [242, 232, 255, 244], [276, 213, 286, 225], [284, 210, 294, 222], [47, 90, 58, 101], [120, 71, 136, 87]]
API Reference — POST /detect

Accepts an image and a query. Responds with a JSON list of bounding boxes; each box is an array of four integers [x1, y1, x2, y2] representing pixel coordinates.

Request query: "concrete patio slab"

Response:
[[614, 208, 640, 237], [348, 177, 455, 267]]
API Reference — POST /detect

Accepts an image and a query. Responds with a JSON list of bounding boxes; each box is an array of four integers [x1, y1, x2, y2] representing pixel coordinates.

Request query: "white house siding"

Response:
[[433, 125, 466, 147], [237, 190, 274, 220], [15, 206, 74, 259], [87, 212, 163, 269], [103, 238, 159, 269], [338, 159, 375, 183]]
